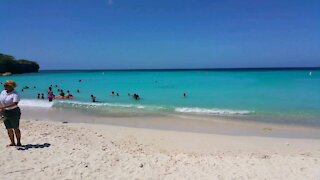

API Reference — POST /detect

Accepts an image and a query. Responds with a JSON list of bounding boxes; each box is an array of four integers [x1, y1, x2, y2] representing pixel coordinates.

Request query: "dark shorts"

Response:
[[3, 107, 21, 129]]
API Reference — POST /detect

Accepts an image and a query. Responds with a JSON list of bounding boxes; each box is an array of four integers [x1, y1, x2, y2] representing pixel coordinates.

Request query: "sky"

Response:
[[1, 0, 320, 70]]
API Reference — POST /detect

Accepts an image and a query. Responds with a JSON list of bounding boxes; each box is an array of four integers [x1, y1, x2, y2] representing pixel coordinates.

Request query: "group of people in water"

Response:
[[37, 93, 45, 99], [90, 92, 141, 102], [22, 79, 187, 103], [22, 81, 143, 103], [35, 85, 75, 102]]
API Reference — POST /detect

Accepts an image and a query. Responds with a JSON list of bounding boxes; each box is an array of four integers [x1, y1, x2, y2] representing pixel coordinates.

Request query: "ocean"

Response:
[[2, 69, 320, 126]]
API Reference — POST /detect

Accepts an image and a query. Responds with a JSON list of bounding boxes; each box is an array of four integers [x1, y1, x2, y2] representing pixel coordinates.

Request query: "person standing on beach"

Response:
[[0, 80, 22, 146]]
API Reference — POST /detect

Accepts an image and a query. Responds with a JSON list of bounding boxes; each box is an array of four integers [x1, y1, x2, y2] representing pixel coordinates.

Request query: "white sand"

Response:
[[0, 119, 320, 180]]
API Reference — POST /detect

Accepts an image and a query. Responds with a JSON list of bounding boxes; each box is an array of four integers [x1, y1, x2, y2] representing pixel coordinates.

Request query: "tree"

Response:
[[0, 53, 40, 74]]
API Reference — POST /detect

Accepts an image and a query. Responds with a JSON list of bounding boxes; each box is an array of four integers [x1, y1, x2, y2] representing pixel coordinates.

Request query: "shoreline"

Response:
[[1, 118, 320, 179], [18, 99, 320, 128], [21, 107, 320, 139]]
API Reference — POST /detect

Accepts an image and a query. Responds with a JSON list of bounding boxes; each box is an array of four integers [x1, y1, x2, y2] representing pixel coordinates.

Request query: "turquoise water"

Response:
[[1, 70, 320, 125]]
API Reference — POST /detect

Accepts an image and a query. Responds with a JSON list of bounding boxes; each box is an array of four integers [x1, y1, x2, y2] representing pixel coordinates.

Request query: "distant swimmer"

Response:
[[34, 86, 36, 89], [65, 90, 73, 99], [79, 80, 82, 83], [183, 93, 187, 97], [133, 93, 140, 100], [91, 95, 96, 102], [110, 91, 115, 96], [116, 93, 119, 96], [77, 89, 80, 93], [60, 90, 65, 98], [41, 93, 45, 100], [37, 93, 40, 99], [128, 93, 131, 96]]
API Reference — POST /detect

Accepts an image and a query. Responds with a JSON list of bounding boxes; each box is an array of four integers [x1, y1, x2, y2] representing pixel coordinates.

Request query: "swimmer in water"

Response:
[[60, 90, 65, 98], [91, 95, 96, 102], [65, 90, 72, 99], [48, 87, 54, 102], [133, 94, 140, 100]]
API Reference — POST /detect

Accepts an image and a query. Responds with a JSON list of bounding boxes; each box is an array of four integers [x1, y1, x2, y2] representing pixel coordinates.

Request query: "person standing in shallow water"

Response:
[[48, 87, 54, 102], [91, 95, 96, 102], [0, 80, 22, 147]]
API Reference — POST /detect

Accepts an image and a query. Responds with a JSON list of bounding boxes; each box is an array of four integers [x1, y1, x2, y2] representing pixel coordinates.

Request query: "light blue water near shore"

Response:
[[1, 70, 320, 125]]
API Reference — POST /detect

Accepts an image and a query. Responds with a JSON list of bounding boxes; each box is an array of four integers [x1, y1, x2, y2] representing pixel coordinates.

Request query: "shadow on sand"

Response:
[[17, 143, 51, 151]]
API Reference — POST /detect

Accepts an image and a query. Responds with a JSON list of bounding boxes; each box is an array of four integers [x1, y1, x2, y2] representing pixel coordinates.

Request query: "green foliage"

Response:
[[0, 53, 15, 61], [0, 53, 40, 74]]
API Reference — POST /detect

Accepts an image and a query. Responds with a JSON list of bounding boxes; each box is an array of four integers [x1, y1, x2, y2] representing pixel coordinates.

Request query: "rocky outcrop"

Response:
[[1, 72, 12, 76], [0, 53, 40, 74]]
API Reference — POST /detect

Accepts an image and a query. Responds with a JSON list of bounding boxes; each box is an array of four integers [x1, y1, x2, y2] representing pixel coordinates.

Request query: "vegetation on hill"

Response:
[[0, 53, 40, 74]]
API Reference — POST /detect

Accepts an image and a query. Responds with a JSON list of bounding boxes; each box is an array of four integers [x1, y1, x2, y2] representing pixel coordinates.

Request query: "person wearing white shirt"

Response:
[[0, 80, 22, 147]]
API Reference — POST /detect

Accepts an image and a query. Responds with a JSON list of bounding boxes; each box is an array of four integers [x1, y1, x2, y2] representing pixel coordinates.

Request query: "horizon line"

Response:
[[40, 67, 320, 71]]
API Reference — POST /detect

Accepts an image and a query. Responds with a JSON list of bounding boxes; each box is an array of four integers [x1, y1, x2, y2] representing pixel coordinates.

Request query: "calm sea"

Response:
[[1, 69, 319, 126]]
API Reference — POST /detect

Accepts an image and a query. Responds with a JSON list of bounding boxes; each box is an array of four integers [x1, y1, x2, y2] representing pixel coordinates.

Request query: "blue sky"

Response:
[[1, 0, 319, 70]]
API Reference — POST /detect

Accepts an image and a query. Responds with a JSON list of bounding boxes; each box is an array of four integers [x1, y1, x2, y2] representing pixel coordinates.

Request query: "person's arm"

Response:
[[0, 102, 18, 110], [0, 93, 20, 110]]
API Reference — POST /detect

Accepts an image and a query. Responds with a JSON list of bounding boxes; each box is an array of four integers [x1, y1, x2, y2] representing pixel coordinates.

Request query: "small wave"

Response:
[[19, 99, 251, 116], [19, 99, 54, 108], [54, 100, 146, 109], [175, 107, 252, 115]]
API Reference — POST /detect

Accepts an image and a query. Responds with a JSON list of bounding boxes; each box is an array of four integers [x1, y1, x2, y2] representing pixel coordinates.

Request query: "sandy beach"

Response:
[[2, 0, 320, 178], [1, 117, 320, 180]]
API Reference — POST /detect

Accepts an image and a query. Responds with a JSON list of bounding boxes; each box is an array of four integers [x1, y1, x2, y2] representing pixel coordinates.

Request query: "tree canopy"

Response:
[[0, 53, 40, 74]]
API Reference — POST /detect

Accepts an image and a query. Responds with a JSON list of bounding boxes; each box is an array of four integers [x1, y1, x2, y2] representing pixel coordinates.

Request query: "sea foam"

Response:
[[19, 99, 54, 108], [54, 100, 146, 109], [175, 107, 252, 115]]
